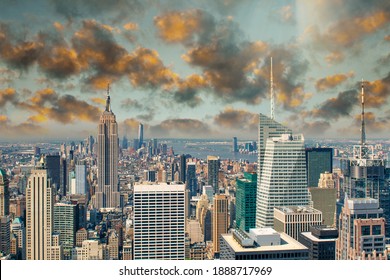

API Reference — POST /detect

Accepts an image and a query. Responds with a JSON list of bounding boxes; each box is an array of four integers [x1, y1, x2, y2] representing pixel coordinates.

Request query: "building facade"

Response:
[[133, 183, 186, 259], [213, 194, 228, 256], [207, 156, 220, 194], [96, 89, 119, 209], [305, 148, 333, 188], [236, 172, 257, 232], [298, 225, 338, 260]]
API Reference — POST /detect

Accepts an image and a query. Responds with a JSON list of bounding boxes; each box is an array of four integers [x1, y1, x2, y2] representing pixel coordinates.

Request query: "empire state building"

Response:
[[95, 86, 119, 209]]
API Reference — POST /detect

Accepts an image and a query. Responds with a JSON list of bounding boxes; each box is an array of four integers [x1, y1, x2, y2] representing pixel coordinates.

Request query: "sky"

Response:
[[0, 0, 389, 141]]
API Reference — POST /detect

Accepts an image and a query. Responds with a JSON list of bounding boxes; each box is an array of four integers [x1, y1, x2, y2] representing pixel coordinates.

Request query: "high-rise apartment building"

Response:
[[256, 134, 310, 228], [133, 183, 186, 259], [95, 87, 119, 209], [213, 194, 228, 257], [207, 156, 220, 194], [26, 159, 61, 260], [236, 172, 257, 232], [305, 148, 333, 187], [336, 196, 387, 260]]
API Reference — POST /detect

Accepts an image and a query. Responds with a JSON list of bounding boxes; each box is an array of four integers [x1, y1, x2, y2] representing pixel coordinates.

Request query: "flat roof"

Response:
[[300, 232, 338, 242], [250, 228, 278, 236], [134, 183, 185, 192], [275, 206, 321, 214], [222, 232, 307, 253]]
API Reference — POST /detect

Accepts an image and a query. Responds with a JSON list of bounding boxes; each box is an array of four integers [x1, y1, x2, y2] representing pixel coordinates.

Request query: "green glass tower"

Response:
[[236, 172, 257, 232]]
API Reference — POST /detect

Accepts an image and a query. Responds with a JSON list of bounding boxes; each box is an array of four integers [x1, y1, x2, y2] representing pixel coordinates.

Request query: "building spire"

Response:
[[106, 83, 111, 112], [360, 79, 366, 146], [270, 57, 275, 120]]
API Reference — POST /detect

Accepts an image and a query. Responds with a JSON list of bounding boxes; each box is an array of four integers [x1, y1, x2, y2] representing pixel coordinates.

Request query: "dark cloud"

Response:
[[0, 114, 45, 139], [310, 89, 358, 120], [19, 88, 101, 124], [214, 107, 258, 130], [121, 98, 142, 109], [301, 120, 331, 137], [364, 72, 390, 108]]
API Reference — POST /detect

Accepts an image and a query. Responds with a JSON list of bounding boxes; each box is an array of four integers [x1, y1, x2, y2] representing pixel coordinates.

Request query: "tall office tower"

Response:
[[88, 135, 95, 155], [96, 86, 119, 209], [75, 164, 87, 195], [340, 82, 389, 236], [273, 206, 323, 240], [0, 169, 10, 216], [132, 139, 139, 151], [236, 172, 257, 232], [186, 162, 197, 196], [122, 136, 128, 150], [232, 137, 238, 152], [152, 138, 158, 155], [257, 113, 291, 178], [138, 123, 144, 148], [34, 146, 41, 157], [305, 148, 333, 187], [53, 203, 78, 259], [60, 155, 67, 197], [0, 216, 10, 255], [10, 217, 25, 259], [45, 155, 61, 192], [207, 156, 220, 194], [179, 154, 187, 183], [256, 134, 310, 228], [133, 183, 186, 259], [336, 196, 387, 260], [196, 194, 212, 242], [213, 194, 228, 257], [107, 229, 119, 260], [309, 172, 337, 226], [26, 158, 57, 260]]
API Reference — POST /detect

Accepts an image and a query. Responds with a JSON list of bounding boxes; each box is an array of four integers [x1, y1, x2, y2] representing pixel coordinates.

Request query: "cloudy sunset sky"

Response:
[[0, 0, 389, 141]]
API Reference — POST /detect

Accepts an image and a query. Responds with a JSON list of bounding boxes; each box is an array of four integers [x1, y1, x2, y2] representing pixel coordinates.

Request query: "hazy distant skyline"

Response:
[[0, 0, 389, 140]]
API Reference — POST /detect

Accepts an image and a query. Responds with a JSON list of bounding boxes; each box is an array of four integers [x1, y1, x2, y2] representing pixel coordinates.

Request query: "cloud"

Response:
[[19, 88, 101, 124], [0, 88, 18, 108], [150, 118, 211, 137], [154, 9, 215, 44], [364, 72, 390, 108], [121, 98, 142, 109], [0, 114, 45, 139], [278, 5, 295, 24], [353, 111, 390, 134], [120, 117, 141, 136], [310, 89, 358, 120], [213, 106, 258, 130], [325, 51, 345, 64], [385, 35, 390, 41], [315, 71, 354, 91], [300, 120, 331, 137]]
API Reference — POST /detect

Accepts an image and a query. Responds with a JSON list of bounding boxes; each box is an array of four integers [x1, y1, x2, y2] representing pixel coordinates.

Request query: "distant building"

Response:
[[207, 156, 220, 194], [274, 206, 323, 240], [305, 148, 333, 188], [202, 185, 213, 203], [298, 225, 338, 260], [53, 203, 78, 258], [233, 137, 238, 153], [220, 228, 308, 260], [76, 228, 88, 247], [45, 155, 61, 192], [213, 194, 228, 257], [138, 123, 144, 148], [236, 172, 257, 232], [75, 164, 87, 195], [179, 154, 186, 183], [186, 163, 197, 196], [0, 169, 10, 216]]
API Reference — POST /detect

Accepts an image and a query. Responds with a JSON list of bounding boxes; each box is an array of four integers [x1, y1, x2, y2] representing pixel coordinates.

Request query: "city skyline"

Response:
[[0, 1, 389, 140]]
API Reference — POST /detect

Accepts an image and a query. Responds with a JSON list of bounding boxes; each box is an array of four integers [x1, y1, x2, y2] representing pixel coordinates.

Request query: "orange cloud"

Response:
[[154, 10, 210, 43], [0, 87, 18, 107], [123, 22, 138, 31], [214, 107, 258, 130], [325, 51, 345, 64], [315, 71, 354, 91]]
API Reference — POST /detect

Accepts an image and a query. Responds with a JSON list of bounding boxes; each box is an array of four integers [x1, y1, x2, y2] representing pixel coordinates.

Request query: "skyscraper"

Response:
[[53, 203, 78, 259], [186, 162, 197, 196], [95, 86, 119, 209], [336, 196, 386, 260], [133, 183, 186, 259], [236, 172, 257, 232], [213, 194, 228, 257], [256, 134, 310, 228], [0, 169, 10, 216], [232, 137, 238, 153], [179, 154, 187, 183], [26, 158, 60, 260], [138, 123, 144, 149], [45, 154, 61, 192], [207, 156, 220, 194], [305, 148, 333, 187], [122, 135, 128, 150], [75, 164, 87, 195]]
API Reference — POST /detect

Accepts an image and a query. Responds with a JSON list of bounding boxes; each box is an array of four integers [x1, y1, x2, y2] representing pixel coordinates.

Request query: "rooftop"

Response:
[[275, 206, 321, 214]]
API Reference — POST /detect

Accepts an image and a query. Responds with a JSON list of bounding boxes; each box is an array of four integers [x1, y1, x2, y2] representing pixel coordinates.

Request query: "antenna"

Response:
[[105, 83, 111, 112], [270, 57, 275, 120], [360, 79, 366, 146]]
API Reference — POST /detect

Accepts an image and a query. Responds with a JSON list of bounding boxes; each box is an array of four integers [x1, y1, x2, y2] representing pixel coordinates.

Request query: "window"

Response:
[[361, 226, 370, 236], [372, 225, 382, 235]]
